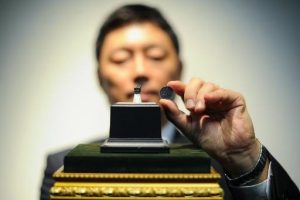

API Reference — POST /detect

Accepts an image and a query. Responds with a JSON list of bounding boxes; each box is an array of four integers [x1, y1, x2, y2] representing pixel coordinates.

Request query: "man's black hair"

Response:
[[95, 4, 180, 61]]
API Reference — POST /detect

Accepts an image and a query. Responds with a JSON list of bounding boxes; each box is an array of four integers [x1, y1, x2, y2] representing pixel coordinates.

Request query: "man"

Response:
[[41, 4, 299, 200]]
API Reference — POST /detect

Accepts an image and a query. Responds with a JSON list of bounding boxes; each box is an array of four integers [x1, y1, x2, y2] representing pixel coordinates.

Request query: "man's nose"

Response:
[[134, 53, 149, 84], [133, 54, 149, 84], [134, 53, 147, 75]]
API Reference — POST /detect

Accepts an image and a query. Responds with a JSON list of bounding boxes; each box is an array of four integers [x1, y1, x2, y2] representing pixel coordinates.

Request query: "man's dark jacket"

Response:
[[40, 131, 299, 200]]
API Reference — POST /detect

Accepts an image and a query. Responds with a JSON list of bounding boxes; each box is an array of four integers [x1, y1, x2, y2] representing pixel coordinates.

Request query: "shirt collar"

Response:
[[161, 122, 176, 143]]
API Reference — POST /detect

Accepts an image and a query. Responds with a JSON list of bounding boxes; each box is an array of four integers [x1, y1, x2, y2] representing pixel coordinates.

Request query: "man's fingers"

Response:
[[182, 78, 204, 110], [165, 79, 243, 116], [195, 82, 219, 113], [204, 89, 244, 112], [167, 79, 218, 113]]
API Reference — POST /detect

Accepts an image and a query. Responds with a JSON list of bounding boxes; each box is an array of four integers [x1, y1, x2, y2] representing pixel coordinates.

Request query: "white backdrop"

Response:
[[0, 0, 299, 199]]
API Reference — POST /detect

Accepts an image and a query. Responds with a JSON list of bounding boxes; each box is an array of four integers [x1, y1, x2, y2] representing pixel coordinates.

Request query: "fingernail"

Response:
[[186, 99, 195, 109], [196, 100, 204, 110]]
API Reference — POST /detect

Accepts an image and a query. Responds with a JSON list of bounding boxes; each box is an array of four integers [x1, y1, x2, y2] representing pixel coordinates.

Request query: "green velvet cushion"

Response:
[[64, 143, 211, 173]]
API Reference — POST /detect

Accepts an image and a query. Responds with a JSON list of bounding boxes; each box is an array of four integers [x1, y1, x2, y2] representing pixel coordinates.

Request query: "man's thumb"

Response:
[[159, 99, 188, 133]]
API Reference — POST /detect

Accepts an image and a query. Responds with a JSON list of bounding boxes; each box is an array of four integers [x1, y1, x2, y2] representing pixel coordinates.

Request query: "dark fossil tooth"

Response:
[[160, 86, 175, 100]]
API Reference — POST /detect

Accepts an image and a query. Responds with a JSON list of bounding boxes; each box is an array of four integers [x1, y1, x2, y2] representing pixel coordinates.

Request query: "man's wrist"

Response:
[[222, 139, 261, 178], [224, 142, 269, 186]]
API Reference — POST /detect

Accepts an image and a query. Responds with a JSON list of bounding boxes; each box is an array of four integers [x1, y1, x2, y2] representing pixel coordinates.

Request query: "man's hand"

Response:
[[159, 78, 267, 180]]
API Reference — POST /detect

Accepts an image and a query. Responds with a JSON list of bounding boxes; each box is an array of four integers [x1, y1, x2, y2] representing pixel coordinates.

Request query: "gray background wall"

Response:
[[0, 0, 299, 199]]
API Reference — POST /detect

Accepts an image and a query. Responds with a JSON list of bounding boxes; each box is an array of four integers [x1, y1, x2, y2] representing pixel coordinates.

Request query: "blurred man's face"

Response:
[[99, 22, 181, 103]]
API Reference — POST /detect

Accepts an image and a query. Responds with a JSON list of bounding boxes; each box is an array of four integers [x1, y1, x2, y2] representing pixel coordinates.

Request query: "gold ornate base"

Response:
[[50, 167, 223, 200]]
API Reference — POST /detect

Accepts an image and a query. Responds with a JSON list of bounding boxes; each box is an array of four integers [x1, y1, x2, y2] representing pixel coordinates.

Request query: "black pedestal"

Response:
[[101, 103, 169, 153]]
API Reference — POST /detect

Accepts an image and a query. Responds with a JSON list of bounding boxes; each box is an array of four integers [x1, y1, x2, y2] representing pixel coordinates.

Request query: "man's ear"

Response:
[[97, 66, 113, 104], [97, 67, 107, 93], [175, 59, 183, 80]]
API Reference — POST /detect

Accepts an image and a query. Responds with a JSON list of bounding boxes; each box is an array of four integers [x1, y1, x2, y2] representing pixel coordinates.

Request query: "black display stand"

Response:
[[101, 102, 169, 153]]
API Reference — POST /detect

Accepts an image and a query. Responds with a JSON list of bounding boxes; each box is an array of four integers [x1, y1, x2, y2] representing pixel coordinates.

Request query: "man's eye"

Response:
[[111, 58, 128, 65], [110, 50, 131, 65], [110, 56, 130, 65], [146, 48, 166, 62], [148, 55, 165, 61]]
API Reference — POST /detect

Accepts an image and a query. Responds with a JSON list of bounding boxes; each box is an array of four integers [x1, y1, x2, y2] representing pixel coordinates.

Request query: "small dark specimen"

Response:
[[160, 86, 175, 100]]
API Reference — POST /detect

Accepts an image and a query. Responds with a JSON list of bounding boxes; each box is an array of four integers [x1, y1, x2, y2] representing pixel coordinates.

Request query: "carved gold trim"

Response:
[[51, 167, 223, 199], [51, 182, 223, 199]]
